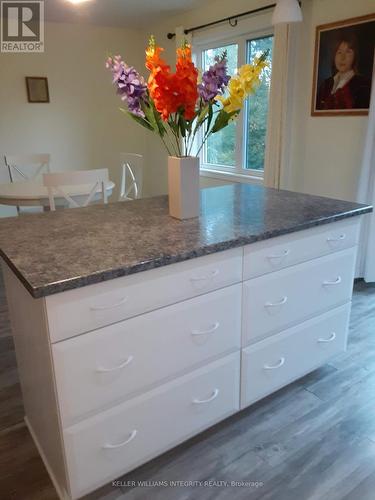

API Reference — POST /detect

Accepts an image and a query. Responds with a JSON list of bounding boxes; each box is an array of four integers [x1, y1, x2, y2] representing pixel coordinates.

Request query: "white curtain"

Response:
[[356, 71, 375, 282], [263, 24, 297, 189]]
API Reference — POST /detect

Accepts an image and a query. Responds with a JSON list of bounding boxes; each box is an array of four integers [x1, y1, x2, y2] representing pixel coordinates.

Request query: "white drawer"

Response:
[[242, 247, 356, 345], [53, 284, 242, 426], [63, 352, 240, 499], [46, 248, 242, 342], [243, 219, 359, 280], [241, 304, 351, 409]]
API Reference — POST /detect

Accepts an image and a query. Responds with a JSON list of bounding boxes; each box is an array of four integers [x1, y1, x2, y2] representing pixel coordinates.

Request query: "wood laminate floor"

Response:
[[0, 276, 374, 500]]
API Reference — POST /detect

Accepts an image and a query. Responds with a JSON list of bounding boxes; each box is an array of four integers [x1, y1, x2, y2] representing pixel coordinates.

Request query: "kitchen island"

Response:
[[0, 184, 371, 499]]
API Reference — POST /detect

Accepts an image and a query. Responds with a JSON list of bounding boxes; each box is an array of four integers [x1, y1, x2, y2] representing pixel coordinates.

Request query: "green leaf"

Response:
[[120, 108, 154, 131], [258, 49, 269, 63], [151, 101, 166, 137], [211, 109, 239, 134], [178, 113, 187, 138], [196, 104, 209, 126], [210, 109, 225, 133], [186, 115, 194, 135], [206, 102, 214, 132], [168, 115, 179, 136], [141, 102, 159, 132]]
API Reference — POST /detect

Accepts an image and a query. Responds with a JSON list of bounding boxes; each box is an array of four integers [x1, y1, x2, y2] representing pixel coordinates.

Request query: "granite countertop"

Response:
[[0, 184, 371, 298]]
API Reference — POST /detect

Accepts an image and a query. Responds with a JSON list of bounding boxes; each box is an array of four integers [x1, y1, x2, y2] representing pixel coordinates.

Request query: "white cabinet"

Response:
[[242, 248, 356, 345], [46, 247, 243, 342], [53, 284, 242, 426], [64, 353, 240, 499], [241, 304, 351, 408], [3, 218, 361, 500], [243, 219, 359, 280]]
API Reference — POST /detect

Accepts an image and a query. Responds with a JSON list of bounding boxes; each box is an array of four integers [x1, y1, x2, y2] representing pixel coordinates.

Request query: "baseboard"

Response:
[[25, 417, 70, 500]]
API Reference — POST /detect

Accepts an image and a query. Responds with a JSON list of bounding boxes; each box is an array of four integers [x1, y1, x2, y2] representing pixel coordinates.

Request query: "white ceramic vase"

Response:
[[167, 156, 200, 220]]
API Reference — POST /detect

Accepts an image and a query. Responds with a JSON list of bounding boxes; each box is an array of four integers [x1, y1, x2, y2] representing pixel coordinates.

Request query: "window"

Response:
[[197, 33, 273, 180], [203, 44, 238, 168], [245, 36, 273, 172]]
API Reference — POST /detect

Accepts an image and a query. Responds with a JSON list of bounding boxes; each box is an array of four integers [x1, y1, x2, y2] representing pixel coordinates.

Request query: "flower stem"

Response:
[[166, 131, 179, 156], [160, 134, 172, 155]]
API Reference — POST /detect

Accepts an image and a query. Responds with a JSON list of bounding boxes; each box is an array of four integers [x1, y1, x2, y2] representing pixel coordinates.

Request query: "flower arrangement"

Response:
[[106, 36, 268, 158]]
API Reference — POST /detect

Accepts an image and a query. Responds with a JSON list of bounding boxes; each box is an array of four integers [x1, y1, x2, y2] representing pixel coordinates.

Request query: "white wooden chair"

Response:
[[4, 154, 51, 182], [119, 153, 143, 201], [43, 168, 109, 211], [3, 153, 51, 214]]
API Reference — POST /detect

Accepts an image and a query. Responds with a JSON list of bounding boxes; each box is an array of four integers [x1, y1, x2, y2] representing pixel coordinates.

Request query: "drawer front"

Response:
[[241, 304, 351, 409], [53, 284, 242, 426], [46, 248, 242, 342], [243, 219, 359, 280], [242, 247, 356, 345], [64, 352, 240, 499]]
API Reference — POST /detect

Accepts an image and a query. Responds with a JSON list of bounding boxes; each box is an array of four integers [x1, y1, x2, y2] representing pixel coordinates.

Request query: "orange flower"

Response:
[[145, 37, 198, 121], [146, 36, 175, 120], [145, 36, 169, 73], [175, 43, 198, 120]]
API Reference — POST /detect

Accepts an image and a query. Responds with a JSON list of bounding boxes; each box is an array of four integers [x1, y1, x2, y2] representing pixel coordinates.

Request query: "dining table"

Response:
[[0, 180, 115, 208]]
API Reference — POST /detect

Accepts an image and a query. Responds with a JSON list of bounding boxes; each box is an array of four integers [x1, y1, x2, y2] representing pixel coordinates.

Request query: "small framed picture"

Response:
[[25, 77, 50, 103], [311, 14, 375, 116]]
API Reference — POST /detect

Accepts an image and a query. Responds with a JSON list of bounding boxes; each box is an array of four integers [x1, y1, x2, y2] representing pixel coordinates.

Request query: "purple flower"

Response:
[[198, 53, 230, 102], [106, 55, 147, 117]]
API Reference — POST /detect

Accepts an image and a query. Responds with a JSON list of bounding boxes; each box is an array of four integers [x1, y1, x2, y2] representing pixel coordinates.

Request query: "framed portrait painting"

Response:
[[311, 14, 375, 116]]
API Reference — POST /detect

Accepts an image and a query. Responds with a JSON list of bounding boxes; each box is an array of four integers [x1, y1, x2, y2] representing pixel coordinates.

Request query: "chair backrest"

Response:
[[43, 168, 109, 211], [119, 153, 143, 202], [4, 154, 50, 182]]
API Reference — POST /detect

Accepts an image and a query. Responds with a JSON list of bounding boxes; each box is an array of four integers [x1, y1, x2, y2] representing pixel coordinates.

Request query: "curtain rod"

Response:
[[167, 3, 277, 40]]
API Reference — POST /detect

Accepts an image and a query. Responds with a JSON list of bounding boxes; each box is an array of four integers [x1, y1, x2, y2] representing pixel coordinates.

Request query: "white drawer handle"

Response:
[[265, 296, 288, 308], [264, 357, 285, 370], [318, 332, 336, 343], [190, 269, 220, 282], [90, 297, 128, 311], [327, 234, 346, 242], [191, 322, 220, 336], [96, 355, 134, 373], [193, 388, 219, 404], [102, 430, 137, 449], [323, 277, 342, 286], [267, 249, 290, 260]]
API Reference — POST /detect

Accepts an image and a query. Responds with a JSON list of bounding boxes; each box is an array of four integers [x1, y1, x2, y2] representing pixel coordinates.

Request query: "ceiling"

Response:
[[45, 0, 204, 28]]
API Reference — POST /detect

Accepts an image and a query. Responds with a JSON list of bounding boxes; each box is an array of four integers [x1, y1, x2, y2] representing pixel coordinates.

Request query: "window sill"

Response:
[[200, 167, 264, 185]]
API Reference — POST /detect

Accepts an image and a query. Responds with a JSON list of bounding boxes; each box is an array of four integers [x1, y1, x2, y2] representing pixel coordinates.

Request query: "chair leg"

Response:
[[103, 182, 108, 204]]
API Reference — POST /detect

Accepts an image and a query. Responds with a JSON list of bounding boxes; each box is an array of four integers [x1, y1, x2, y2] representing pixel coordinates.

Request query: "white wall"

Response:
[[0, 21, 147, 214]]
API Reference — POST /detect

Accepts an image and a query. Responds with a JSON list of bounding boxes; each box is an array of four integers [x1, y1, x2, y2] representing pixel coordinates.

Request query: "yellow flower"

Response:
[[239, 58, 267, 92], [216, 57, 268, 115], [238, 66, 258, 92], [216, 77, 243, 113]]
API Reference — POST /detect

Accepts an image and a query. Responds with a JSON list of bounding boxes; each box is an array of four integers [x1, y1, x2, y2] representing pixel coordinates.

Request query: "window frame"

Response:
[[194, 27, 274, 183]]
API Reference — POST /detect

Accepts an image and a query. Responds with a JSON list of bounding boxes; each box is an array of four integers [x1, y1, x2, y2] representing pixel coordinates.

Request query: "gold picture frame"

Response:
[[311, 13, 375, 117]]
